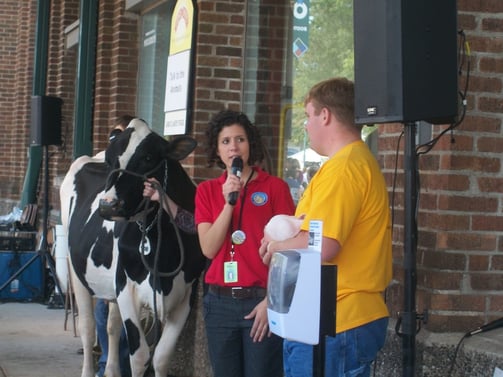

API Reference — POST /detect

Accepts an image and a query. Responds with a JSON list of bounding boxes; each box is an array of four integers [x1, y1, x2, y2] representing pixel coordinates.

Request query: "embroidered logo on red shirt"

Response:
[[251, 192, 268, 206]]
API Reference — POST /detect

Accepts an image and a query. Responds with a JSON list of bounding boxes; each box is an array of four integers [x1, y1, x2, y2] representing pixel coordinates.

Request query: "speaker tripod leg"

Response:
[[43, 248, 65, 308], [37, 144, 64, 308]]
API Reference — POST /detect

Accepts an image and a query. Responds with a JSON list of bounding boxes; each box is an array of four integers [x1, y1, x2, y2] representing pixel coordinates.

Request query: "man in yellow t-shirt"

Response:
[[260, 77, 392, 377]]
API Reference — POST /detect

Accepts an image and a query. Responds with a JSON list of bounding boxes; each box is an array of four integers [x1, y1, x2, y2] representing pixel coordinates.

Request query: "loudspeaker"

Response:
[[354, 0, 458, 125], [30, 95, 63, 146]]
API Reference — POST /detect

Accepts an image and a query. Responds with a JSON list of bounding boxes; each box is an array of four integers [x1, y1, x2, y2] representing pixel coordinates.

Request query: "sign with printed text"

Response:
[[293, 0, 309, 58], [164, 0, 195, 136], [308, 220, 323, 252]]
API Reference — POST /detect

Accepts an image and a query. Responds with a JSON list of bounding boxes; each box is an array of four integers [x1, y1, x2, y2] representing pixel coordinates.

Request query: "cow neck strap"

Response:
[[137, 212, 158, 233], [138, 178, 185, 278]]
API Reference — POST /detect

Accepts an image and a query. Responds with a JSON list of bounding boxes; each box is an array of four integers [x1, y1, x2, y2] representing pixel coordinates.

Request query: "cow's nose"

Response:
[[99, 198, 126, 220]]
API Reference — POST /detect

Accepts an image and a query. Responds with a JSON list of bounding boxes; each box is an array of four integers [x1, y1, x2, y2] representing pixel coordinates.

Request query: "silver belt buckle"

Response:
[[231, 286, 242, 299]]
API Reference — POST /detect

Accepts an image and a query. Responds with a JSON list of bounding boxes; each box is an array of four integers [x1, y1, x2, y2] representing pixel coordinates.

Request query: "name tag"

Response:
[[224, 261, 238, 283]]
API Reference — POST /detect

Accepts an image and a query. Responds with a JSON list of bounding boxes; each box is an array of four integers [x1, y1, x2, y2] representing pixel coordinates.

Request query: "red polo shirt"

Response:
[[195, 167, 295, 288]]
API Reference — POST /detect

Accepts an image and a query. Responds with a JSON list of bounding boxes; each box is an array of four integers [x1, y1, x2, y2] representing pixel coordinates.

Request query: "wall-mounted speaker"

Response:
[[30, 95, 63, 146], [353, 0, 458, 125]]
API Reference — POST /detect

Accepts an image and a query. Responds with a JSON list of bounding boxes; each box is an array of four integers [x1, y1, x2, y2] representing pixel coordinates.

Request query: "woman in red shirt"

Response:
[[195, 110, 295, 377]]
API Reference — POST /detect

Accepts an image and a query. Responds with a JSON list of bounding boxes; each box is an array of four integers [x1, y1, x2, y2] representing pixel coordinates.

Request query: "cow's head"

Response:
[[99, 118, 197, 221]]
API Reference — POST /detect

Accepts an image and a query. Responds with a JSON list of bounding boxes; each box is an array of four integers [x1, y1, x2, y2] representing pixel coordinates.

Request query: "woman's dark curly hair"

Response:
[[205, 110, 265, 169]]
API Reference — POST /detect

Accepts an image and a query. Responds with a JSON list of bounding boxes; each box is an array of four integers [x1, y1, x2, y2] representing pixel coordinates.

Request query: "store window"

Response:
[[134, 0, 195, 136], [136, 1, 175, 134], [243, 0, 355, 194]]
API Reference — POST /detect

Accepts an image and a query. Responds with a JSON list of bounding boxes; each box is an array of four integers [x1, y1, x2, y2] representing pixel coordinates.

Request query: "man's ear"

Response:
[[321, 107, 330, 124]]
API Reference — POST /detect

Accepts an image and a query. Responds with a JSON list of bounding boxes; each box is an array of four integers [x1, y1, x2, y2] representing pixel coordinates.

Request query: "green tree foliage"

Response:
[[290, 0, 354, 149]]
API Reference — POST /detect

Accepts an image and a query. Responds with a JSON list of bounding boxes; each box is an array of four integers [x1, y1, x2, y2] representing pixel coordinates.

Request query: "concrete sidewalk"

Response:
[[0, 302, 82, 377]]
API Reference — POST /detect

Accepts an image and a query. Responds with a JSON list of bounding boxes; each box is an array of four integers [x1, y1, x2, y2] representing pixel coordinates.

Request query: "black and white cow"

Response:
[[60, 119, 206, 377]]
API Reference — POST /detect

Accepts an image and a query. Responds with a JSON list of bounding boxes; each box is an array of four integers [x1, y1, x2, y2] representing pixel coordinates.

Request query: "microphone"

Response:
[[468, 317, 503, 336], [228, 157, 243, 205]]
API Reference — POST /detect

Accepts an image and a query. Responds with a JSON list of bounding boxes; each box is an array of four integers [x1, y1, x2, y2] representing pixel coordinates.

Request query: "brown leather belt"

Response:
[[208, 285, 267, 299]]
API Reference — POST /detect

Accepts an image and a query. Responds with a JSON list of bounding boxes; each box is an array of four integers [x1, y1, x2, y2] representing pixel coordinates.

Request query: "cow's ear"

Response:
[[168, 136, 197, 161]]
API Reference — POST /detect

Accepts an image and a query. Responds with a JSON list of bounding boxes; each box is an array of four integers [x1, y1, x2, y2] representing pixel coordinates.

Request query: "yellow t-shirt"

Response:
[[296, 140, 392, 333]]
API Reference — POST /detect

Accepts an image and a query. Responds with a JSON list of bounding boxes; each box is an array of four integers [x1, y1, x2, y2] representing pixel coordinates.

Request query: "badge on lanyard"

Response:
[[224, 261, 238, 283], [231, 229, 246, 245], [224, 170, 254, 284]]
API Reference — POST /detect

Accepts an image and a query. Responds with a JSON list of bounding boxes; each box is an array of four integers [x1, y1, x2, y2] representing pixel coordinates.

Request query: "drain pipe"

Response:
[[73, 0, 98, 159], [19, 0, 51, 207]]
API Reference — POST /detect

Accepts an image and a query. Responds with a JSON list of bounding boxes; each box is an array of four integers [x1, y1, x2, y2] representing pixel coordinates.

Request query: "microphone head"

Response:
[[231, 157, 243, 177], [228, 156, 244, 205], [231, 156, 243, 170]]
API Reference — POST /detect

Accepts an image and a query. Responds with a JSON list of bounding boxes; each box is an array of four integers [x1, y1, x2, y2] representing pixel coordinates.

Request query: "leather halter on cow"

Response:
[[60, 119, 206, 377]]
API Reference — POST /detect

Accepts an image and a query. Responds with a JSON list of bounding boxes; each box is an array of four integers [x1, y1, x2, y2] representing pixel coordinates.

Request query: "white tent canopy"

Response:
[[290, 148, 326, 169]]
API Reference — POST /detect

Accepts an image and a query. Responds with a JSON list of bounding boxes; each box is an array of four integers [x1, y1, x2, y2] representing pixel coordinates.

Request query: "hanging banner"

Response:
[[292, 0, 310, 59], [164, 0, 196, 136]]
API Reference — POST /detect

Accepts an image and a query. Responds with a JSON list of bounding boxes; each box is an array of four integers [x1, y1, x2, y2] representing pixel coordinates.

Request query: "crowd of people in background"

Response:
[[284, 157, 320, 205]]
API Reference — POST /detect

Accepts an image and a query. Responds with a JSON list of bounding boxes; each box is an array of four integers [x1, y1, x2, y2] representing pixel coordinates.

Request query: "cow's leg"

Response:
[[152, 285, 192, 377], [103, 301, 122, 377], [71, 272, 96, 377], [118, 289, 150, 377]]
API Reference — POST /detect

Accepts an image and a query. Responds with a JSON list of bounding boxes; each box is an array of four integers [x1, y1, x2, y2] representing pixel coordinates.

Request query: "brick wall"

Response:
[[191, 1, 248, 181], [93, 0, 138, 153], [193, 0, 289, 180], [0, 1, 37, 205], [46, 0, 80, 212]]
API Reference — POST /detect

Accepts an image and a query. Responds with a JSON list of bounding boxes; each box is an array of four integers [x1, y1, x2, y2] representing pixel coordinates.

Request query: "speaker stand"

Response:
[[401, 123, 418, 377], [395, 123, 427, 377], [0, 145, 64, 305], [313, 265, 337, 377]]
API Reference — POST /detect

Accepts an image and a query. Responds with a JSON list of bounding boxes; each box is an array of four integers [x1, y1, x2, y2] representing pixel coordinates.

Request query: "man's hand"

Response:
[[259, 238, 276, 266]]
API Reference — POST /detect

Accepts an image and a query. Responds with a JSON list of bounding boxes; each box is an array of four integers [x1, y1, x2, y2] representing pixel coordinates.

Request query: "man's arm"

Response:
[[260, 231, 340, 265]]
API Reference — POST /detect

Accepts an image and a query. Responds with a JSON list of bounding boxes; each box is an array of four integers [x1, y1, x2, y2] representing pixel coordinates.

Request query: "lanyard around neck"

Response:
[[230, 169, 254, 242]]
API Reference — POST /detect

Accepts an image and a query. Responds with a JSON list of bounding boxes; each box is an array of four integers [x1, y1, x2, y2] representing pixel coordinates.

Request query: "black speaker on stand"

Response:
[[0, 95, 65, 307], [354, 0, 458, 125], [353, 2, 458, 376], [30, 95, 63, 146]]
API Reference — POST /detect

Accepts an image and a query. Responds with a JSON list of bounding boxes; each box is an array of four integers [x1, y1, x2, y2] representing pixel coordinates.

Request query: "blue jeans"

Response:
[[283, 317, 388, 377], [203, 291, 283, 377], [94, 299, 131, 377]]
